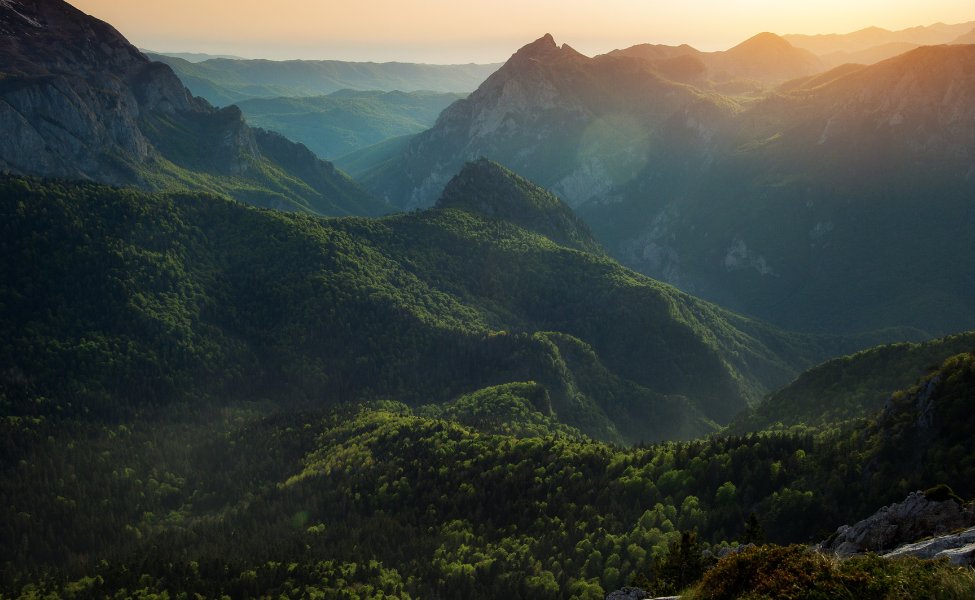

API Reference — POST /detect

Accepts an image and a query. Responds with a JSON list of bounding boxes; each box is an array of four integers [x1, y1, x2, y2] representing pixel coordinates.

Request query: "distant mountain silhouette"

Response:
[[607, 32, 822, 90], [952, 27, 975, 45], [148, 53, 502, 106], [784, 21, 975, 55], [784, 21, 975, 68]]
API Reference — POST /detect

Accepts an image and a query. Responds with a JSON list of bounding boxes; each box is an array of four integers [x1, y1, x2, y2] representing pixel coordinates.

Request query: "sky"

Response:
[[69, 0, 975, 63]]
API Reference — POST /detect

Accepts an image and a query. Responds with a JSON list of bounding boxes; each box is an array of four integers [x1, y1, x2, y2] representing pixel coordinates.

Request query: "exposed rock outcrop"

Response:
[[605, 587, 651, 600], [0, 0, 383, 215], [883, 526, 975, 566], [0, 0, 202, 184], [604, 588, 678, 600], [821, 490, 975, 557]]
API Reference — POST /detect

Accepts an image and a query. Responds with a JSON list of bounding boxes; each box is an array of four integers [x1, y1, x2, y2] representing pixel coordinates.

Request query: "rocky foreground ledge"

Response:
[[606, 588, 678, 600], [820, 487, 975, 564]]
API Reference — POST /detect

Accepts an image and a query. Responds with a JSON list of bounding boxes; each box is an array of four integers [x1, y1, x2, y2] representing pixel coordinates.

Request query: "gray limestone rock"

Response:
[[821, 491, 975, 556]]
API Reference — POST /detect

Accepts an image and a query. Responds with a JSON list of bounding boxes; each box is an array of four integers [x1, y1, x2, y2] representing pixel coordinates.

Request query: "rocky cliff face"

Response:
[[369, 34, 728, 210], [0, 0, 202, 184], [0, 0, 383, 215], [359, 32, 975, 334]]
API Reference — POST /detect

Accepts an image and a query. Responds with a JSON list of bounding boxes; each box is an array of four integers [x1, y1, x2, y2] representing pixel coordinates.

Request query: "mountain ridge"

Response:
[[356, 33, 975, 335], [0, 0, 385, 216], [435, 158, 604, 254], [148, 52, 502, 106]]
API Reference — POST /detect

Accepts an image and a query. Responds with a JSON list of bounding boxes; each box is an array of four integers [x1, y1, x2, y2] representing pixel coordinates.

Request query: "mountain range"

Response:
[[1, 166, 880, 443], [783, 20, 975, 67], [234, 90, 464, 159], [0, 0, 385, 216], [147, 52, 501, 106], [607, 31, 824, 93], [4, 1, 975, 596], [356, 33, 975, 335]]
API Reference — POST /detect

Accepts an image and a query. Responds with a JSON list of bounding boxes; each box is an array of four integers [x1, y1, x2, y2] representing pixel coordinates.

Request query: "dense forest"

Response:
[[4, 2, 975, 597], [1, 177, 974, 598], [2, 348, 974, 597], [0, 174, 882, 442]]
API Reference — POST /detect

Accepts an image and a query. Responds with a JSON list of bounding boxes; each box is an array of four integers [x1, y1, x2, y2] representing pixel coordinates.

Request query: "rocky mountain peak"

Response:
[[514, 33, 558, 58], [508, 33, 588, 65], [0, 0, 382, 215], [0, 0, 146, 76]]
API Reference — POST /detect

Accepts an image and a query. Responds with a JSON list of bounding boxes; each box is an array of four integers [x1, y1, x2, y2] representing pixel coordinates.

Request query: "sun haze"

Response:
[[69, 0, 975, 62]]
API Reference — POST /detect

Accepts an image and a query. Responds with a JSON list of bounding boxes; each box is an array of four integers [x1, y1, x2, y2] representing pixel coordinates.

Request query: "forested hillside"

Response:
[[4, 339, 973, 598], [1, 174, 867, 444], [728, 331, 975, 433], [356, 34, 975, 336]]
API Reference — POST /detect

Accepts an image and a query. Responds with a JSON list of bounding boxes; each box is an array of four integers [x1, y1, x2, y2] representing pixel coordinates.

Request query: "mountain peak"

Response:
[[512, 33, 564, 60], [729, 32, 795, 54], [436, 159, 603, 254]]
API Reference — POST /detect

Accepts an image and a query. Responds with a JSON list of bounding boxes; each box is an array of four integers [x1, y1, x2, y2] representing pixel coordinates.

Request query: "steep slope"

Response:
[[727, 331, 975, 433], [579, 45, 975, 335], [361, 34, 733, 209], [357, 35, 975, 335], [435, 159, 604, 254], [0, 173, 879, 442], [234, 90, 463, 159], [0, 0, 384, 216], [149, 53, 502, 105]]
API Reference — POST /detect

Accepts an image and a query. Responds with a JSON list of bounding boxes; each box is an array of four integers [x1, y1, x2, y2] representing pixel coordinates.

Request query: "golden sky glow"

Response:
[[69, 0, 975, 63]]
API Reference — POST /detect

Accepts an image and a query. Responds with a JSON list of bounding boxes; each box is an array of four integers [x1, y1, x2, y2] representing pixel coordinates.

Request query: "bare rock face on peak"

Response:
[[0, 0, 199, 184], [363, 33, 728, 210], [357, 36, 975, 335], [0, 0, 383, 215]]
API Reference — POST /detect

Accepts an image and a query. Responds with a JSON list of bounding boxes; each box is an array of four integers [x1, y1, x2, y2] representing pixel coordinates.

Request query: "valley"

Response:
[[2, 0, 975, 598]]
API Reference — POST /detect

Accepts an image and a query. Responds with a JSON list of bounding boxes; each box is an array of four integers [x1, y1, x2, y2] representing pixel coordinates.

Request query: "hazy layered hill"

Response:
[[607, 32, 823, 92], [148, 52, 501, 106], [784, 21, 975, 67], [234, 90, 463, 159], [0, 0, 385, 216], [141, 49, 246, 62], [785, 21, 975, 55], [595, 44, 975, 334], [358, 36, 975, 335], [954, 28, 975, 45]]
